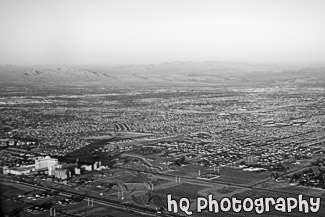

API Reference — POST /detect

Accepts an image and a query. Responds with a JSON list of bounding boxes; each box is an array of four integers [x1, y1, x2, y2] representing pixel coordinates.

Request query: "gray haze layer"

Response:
[[1, 0, 325, 65]]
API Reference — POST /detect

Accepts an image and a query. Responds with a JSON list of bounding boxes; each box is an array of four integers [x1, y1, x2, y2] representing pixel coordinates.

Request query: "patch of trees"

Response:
[[174, 156, 188, 166], [289, 167, 325, 189], [270, 172, 280, 180]]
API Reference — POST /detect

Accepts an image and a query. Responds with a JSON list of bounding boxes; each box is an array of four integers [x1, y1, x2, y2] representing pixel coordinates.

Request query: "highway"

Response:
[[2, 164, 325, 217], [1, 176, 177, 217]]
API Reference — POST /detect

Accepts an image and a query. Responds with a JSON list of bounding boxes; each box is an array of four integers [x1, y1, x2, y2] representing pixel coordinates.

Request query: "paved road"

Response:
[[0, 176, 176, 217]]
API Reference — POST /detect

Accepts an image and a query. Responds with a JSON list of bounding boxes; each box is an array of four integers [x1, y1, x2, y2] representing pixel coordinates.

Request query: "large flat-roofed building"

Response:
[[9, 165, 35, 175], [35, 156, 58, 170]]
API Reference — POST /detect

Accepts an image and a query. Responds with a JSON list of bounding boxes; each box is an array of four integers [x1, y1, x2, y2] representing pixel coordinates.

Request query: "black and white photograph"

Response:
[[1, 0, 325, 216]]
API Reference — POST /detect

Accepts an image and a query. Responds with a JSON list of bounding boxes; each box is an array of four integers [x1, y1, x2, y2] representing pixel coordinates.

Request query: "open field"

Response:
[[1, 182, 37, 216], [154, 183, 207, 200], [167, 164, 211, 177], [215, 167, 271, 185], [167, 164, 272, 186], [1, 181, 36, 194], [1, 199, 27, 216]]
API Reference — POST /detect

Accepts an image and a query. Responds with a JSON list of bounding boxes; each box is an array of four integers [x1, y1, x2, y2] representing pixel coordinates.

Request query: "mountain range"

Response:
[[0, 61, 324, 88]]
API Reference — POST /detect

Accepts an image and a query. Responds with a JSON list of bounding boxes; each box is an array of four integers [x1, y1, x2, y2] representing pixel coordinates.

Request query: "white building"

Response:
[[35, 156, 58, 170], [75, 167, 81, 175], [9, 165, 35, 175]]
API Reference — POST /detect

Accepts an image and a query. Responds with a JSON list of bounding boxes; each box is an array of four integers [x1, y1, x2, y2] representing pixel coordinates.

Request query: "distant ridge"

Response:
[[0, 61, 324, 87]]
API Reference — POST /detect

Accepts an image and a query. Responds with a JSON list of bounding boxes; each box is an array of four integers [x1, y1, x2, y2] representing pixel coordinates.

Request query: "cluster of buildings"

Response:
[[148, 132, 324, 170], [1, 156, 57, 176], [1, 155, 105, 180]]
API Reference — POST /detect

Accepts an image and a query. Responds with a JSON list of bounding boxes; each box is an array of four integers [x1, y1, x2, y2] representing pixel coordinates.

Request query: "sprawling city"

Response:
[[1, 0, 325, 216], [1, 63, 325, 216]]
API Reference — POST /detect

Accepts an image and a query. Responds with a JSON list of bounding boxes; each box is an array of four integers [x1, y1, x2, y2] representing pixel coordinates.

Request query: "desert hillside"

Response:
[[0, 62, 324, 87]]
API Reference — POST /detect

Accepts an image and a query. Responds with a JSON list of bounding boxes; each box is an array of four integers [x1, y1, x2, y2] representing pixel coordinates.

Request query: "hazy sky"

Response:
[[0, 0, 324, 65]]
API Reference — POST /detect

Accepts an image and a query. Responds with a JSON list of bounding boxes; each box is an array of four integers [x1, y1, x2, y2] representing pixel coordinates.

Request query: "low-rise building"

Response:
[[35, 156, 58, 170], [9, 165, 35, 175]]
